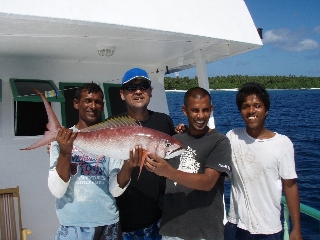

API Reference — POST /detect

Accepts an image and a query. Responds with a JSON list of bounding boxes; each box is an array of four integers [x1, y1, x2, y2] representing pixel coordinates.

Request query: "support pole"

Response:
[[194, 49, 215, 129]]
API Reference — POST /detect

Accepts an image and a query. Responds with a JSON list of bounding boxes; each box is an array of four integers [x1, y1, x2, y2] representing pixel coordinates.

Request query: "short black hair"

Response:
[[236, 82, 270, 111], [74, 83, 104, 101], [184, 87, 211, 106]]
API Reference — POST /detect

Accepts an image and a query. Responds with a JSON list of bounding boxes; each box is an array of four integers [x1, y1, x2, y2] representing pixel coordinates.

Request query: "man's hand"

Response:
[[117, 145, 145, 187], [144, 153, 173, 177], [47, 143, 51, 155], [126, 145, 144, 169], [175, 123, 188, 134], [55, 127, 77, 182], [56, 127, 77, 156]]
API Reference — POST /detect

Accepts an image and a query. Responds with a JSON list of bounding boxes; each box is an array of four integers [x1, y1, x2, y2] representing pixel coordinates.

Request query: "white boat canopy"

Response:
[[0, 0, 262, 77]]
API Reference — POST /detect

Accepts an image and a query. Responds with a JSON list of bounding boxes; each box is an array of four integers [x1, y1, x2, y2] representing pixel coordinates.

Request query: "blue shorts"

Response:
[[122, 220, 162, 240], [224, 222, 281, 240], [53, 222, 120, 240]]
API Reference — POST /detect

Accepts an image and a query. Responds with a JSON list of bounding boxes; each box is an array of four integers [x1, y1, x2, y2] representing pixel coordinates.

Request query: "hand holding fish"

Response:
[[145, 153, 175, 178], [117, 145, 145, 188], [56, 127, 78, 156], [127, 145, 144, 169], [47, 143, 51, 155], [55, 127, 78, 182]]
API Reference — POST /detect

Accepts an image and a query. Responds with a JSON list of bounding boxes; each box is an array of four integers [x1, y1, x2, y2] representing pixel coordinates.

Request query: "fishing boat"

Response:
[[2, 1, 313, 239]]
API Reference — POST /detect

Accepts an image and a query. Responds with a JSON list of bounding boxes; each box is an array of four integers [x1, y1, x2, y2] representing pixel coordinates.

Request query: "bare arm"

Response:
[[55, 127, 78, 182], [145, 153, 221, 191], [283, 178, 303, 240], [117, 145, 143, 188]]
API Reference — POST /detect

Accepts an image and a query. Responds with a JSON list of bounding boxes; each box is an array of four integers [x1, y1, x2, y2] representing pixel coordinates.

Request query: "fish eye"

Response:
[[165, 142, 172, 147]]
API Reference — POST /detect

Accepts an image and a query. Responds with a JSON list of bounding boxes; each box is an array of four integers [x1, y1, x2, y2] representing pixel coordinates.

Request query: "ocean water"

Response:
[[166, 89, 320, 239]]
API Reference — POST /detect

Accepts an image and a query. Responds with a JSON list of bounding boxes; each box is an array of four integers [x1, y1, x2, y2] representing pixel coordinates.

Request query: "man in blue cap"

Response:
[[108, 68, 175, 239]]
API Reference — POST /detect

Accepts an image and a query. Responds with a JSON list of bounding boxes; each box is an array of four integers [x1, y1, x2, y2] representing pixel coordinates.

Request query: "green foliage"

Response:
[[164, 75, 320, 90]]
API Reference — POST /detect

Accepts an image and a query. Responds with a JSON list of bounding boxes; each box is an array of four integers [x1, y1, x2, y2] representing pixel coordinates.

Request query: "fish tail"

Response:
[[20, 89, 61, 150], [20, 131, 57, 150], [137, 149, 147, 180]]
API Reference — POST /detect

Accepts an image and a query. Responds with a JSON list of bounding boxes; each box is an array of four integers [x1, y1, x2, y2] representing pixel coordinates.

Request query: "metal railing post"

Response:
[[282, 199, 290, 240]]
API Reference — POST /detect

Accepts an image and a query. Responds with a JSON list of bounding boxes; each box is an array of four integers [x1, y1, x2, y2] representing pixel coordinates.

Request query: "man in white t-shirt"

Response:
[[224, 82, 302, 240]]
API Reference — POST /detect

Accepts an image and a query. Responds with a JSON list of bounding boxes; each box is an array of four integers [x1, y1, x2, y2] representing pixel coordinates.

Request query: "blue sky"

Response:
[[174, 0, 320, 78]]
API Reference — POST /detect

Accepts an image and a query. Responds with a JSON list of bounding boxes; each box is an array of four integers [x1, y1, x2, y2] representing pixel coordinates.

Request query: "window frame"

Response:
[[102, 83, 126, 117], [9, 78, 64, 136], [10, 78, 64, 102]]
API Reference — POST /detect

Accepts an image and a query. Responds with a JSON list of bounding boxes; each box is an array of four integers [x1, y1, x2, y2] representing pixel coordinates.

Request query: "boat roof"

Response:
[[0, 0, 262, 74]]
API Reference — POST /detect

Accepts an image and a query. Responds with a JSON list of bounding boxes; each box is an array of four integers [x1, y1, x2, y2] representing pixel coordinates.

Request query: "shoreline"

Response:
[[165, 88, 320, 92]]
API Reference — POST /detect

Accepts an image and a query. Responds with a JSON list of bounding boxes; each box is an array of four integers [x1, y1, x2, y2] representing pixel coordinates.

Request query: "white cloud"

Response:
[[263, 29, 319, 52], [263, 29, 290, 44], [294, 39, 319, 52]]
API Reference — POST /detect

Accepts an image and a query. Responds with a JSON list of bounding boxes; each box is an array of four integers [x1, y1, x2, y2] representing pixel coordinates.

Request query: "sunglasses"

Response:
[[123, 82, 151, 92]]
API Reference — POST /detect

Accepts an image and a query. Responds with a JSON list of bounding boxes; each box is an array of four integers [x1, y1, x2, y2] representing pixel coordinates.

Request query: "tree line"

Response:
[[164, 75, 320, 90]]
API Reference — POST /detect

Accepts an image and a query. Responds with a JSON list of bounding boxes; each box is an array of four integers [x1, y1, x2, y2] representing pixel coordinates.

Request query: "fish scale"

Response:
[[74, 126, 178, 160]]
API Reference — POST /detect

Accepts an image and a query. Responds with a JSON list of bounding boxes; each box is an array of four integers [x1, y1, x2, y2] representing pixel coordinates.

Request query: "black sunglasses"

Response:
[[123, 82, 151, 92]]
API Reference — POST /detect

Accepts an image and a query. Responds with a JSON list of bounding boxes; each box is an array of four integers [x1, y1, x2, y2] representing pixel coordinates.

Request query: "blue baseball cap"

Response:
[[122, 68, 151, 85]]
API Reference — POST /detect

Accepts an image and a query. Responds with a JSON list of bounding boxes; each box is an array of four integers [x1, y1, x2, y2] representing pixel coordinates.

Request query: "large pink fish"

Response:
[[22, 90, 185, 177]]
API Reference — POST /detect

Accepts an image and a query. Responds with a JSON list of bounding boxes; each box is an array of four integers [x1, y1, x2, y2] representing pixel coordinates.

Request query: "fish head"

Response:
[[156, 138, 185, 159]]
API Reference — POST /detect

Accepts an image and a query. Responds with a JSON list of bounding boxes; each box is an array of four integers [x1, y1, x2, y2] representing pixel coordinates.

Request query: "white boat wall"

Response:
[[0, 1, 262, 239]]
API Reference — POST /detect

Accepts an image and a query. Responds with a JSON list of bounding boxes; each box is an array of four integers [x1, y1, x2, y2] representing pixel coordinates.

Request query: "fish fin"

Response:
[[21, 131, 57, 150], [21, 89, 61, 150], [34, 89, 61, 131], [81, 116, 140, 132], [137, 149, 147, 180]]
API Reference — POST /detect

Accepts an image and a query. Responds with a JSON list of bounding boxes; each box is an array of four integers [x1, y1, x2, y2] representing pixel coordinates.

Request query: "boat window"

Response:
[[10, 79, 64, 136], [103, 83, 127, 117], [59, 83, 105, 128]]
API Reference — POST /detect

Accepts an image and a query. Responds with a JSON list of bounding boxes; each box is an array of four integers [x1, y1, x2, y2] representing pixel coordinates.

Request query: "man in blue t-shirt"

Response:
[[48, 83, 134, 240]]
